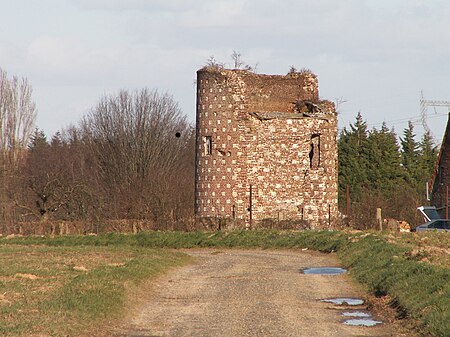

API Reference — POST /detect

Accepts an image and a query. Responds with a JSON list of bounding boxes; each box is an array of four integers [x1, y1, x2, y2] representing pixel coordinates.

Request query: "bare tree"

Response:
[[231, 51, 257, 72], [14, 129, 99, 223], [0, 68, 37, 166], [231, 50, 244, 69], [0, 68, 36, 229], [81, 89, 194, 224]]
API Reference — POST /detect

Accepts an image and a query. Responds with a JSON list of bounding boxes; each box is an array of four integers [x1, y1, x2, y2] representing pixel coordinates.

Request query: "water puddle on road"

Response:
[[341, 311, 371, 318], [300, 267, 347, 275], [320, 297, 364, 306], [343, 318, 383, 327], [319, 299, 384, 327]]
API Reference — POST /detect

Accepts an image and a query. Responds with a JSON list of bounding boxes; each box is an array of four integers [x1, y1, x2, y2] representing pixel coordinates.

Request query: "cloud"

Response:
[[26, 35, 120, 83], [72, 0, 198, 12], [179, 1, 247, 28], [2, 0, 449, 138]]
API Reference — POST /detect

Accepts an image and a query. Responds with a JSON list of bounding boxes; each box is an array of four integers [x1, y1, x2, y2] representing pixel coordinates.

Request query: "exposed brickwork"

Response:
[[195, 68, 338, 228], [430, 114, 450, 216]]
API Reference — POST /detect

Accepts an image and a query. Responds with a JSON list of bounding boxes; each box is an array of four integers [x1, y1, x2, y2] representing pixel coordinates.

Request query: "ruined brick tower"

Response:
[[194, 67, 338, 228]]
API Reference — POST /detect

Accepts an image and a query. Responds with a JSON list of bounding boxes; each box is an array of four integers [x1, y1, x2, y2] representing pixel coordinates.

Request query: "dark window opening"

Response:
[[204, 136, 212, 155], [309, 134, 320, 169], [439, 166, 444, 185]]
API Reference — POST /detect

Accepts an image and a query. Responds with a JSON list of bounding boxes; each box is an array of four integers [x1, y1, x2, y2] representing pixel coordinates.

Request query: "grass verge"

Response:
[[1, 230, 449, 336], [338, 234, 450, 337], [0, 230, 348, 252], [0, 245, 191, 336]]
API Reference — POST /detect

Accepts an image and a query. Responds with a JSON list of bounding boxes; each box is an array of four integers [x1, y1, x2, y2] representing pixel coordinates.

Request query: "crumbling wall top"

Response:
[[197, 67, 321, 113], [197, 67, 317, 81]]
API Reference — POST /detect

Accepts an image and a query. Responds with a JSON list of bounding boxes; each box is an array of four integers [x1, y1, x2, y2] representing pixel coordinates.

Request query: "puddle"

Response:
[[300, 267, 347, 275], [341, 311, 371, 318], [320, 298, 364, 306], [343, 318, 383, 327], [320, 298, 383, 328]]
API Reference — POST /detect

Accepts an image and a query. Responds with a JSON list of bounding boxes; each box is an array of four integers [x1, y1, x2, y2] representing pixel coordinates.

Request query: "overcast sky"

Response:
[[1, 0, 449, 143]]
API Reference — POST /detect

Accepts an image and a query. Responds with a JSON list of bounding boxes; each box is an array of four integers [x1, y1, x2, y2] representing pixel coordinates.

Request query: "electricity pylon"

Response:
[[420, 91, 450, 142]]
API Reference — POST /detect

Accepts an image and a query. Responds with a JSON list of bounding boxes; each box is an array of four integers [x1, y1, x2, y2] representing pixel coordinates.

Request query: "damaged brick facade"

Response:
[[194, 67, 338, 228], [430, 113, 450, 217]]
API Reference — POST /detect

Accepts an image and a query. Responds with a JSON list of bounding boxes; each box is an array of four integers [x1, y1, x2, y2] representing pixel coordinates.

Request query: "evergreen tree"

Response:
[[400, 121, 420, 185], [50, 131, 64, 148], [419, 131, 438, 175], [349, 112, 368, 147], [364, 123, 403, 193], [338, 113, 437, 226], [416, 130, 438, 200], [338, 112, 369, 208], [28, 128, 48, 151]]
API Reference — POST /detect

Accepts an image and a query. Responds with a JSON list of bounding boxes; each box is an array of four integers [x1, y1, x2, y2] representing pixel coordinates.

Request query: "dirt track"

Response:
[[116, 249, 407, 337]]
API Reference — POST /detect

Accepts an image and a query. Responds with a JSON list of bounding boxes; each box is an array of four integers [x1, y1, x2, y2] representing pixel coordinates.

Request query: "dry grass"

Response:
[[380, 231, 450, 267], [0, 245, 190, 336]]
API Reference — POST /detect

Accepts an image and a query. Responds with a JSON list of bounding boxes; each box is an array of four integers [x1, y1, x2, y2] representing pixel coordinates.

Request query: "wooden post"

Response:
[[249, 184, 253, 227], [328, 204, 331, 227], [446, 185, 449, 219], [376, 208, 382, 231]]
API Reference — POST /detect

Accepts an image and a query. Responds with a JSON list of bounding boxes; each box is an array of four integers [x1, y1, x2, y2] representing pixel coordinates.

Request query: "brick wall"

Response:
[[195, 68, 338, 229], [431, 116, 450, 216]]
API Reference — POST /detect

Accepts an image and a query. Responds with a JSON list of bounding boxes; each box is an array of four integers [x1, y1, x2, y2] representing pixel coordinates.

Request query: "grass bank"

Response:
[[1, 230, 347, 252], [1, 230, 449, 336]]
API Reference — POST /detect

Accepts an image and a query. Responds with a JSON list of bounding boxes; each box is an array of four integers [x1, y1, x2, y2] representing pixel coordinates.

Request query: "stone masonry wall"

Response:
[[195, 68, 338, 229]]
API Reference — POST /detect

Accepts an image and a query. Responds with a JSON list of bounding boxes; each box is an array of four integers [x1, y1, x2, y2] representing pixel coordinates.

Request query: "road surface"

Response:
[[115, 249, 408, 337]]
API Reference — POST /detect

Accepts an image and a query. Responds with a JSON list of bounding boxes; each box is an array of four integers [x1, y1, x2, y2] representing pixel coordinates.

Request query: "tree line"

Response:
[[339, 113, 438, 227], [0, 68, 195, 233]]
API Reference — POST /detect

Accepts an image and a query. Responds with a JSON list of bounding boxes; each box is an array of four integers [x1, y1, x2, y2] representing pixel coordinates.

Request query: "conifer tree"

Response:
[[416, 130, 438, 200], [338, 113, 438, 226], [338, 112, 369, 208], [364, 123, 402, 193], [28, 128, 48, 151], [400, 121, 420, 186], [50, 131, 64, 148], [419, 131, 438, 175]]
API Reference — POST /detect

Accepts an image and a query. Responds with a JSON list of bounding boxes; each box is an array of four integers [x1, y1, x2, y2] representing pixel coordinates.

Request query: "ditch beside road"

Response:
[[115, 249, 411, 337]]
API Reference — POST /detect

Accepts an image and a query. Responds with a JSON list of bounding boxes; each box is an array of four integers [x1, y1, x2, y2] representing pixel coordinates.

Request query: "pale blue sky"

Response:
[[1, 0, 449, 143]]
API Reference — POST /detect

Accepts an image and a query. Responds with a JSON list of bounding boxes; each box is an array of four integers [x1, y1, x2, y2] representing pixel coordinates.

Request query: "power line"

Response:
[[367, 112, 448, 127], [420, 91, 450, 142]]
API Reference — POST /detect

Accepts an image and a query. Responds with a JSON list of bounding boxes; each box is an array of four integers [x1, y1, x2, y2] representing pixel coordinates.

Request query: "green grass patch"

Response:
[[0, 230, 348, 252]]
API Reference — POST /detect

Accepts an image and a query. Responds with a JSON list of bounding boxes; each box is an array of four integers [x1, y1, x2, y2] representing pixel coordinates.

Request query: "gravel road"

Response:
[[116, 249, 405, 337]]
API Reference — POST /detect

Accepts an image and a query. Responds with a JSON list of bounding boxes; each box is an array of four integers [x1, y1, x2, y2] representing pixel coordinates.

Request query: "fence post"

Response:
[[376, 208, 382, 231], [248, 184, 253, 228], [446, 185, 449, 219]]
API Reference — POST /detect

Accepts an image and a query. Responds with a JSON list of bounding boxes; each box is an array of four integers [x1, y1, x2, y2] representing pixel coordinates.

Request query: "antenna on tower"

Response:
[[419, 91, 450, 143]]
